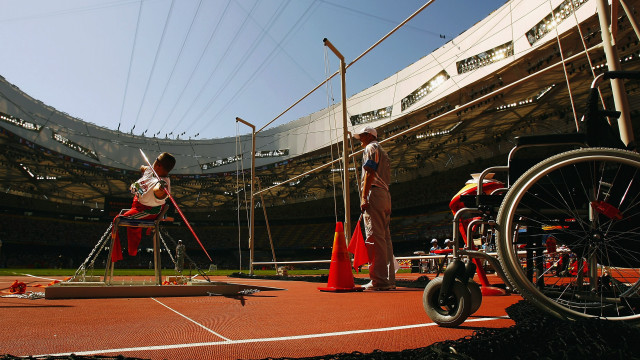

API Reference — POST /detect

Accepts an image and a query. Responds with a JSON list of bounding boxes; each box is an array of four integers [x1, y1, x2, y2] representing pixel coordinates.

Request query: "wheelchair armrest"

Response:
[[433, 249, 453, 255], [514, 133, 586, 147]]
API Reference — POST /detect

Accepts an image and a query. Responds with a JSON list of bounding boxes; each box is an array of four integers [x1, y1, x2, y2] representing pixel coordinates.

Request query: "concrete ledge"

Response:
[[45, 281, 285, 299]]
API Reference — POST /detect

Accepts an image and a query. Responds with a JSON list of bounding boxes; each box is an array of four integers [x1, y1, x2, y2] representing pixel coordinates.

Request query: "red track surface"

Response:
[[0, 273, 521, 359]]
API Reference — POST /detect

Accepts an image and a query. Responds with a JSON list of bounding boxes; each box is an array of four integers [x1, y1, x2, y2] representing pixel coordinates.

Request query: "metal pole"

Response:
[[619, 0, 640, 47], [154, 227, 161, 285], [323, 38, 351, 244], [236, 117, 256, 275], [595, 0, 634, 146], [257, 178, 278, 271]]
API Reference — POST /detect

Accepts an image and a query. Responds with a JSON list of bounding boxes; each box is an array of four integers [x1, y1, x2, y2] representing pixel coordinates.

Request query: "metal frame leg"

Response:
[[153, 224, 162, 285], [104, 220, 118, 285]]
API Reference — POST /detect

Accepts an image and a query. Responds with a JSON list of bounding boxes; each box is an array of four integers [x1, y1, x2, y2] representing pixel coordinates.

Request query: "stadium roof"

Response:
[[1, 0, 639, 214]]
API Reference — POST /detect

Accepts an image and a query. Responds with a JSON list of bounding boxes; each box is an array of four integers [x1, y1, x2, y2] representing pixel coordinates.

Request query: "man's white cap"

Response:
[[431, 238, 438, 243], [353, 125, 377, 139], [444, 239, 452, 243]]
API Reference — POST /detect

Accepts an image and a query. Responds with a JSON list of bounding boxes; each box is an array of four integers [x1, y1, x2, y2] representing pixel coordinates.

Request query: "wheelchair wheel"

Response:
[[468, 280, 482, 314], [423, 277, 472, 327], [496, 148, 640, 325]]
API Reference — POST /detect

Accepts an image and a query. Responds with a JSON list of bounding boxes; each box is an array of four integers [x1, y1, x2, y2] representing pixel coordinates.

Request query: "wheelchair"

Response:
[[423, 71, 640, 327]]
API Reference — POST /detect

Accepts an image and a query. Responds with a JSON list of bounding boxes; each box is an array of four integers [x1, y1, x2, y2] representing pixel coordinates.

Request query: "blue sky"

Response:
[[0, 0, 506, 140]]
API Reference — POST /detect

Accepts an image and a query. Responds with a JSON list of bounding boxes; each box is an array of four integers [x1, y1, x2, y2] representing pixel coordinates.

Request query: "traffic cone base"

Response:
[[318, 286, 365, 292], [318, 222, 364, 292]]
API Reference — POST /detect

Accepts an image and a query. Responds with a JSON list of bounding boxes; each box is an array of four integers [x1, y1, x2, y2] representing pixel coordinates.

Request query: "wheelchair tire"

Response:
[[423, 277, 472, 327], [496, 148, 640, 325]]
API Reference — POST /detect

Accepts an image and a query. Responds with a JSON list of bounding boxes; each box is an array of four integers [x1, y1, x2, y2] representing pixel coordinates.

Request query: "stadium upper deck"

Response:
[[1, 0, 639, 212]]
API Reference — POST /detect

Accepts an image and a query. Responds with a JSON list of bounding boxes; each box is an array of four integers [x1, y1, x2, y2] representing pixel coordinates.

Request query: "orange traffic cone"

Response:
[[318, 222, 364, 292]]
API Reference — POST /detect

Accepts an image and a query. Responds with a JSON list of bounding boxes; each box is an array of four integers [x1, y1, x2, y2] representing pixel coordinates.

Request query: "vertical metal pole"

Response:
[[236, 117, 256, 275], [619, 0, 640, 47], [257, 178, 278, 270], [595, 0, 634, 146], [323, 38, 351, 244]]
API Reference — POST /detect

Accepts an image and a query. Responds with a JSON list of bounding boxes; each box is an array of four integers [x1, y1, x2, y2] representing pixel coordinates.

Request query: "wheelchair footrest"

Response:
[[460, 194, 504, 208]]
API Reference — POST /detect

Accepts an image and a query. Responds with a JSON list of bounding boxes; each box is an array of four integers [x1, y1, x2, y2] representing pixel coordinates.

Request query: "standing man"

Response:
[[428, 238, 441, 272], [354, 126, 395, 291], [175, 240, 186, 273], [429, 239, 440, 253]]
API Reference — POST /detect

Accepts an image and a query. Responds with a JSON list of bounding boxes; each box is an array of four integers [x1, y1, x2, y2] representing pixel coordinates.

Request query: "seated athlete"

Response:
[[111, 152, 176, 262]]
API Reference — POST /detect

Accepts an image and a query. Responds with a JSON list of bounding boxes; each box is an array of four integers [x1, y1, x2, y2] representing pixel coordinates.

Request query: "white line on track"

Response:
[[32, 316, 510, 357], [14, 273, 59, 281], [151, 297, 231, 341]]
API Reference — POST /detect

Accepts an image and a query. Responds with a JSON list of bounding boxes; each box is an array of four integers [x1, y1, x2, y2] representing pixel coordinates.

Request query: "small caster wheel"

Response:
[[467, 280, 482, 314], [423, 277, 472, 327]]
